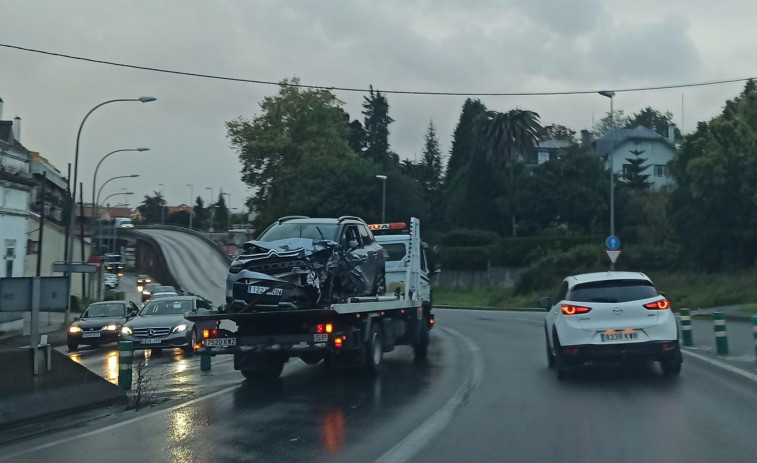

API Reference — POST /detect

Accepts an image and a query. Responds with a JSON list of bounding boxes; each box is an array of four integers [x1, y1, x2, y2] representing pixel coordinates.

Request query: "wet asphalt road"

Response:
[[4, 310, 757, 462]]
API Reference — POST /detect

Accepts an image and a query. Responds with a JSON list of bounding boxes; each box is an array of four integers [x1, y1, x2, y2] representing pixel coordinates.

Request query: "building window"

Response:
[[654, 165, 668, 177], [537, 151, 549, 165]]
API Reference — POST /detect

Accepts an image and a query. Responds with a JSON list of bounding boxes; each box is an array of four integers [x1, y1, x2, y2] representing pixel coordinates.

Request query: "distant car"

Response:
[[541, 272, 681, 380], [114, 217, 134, 228], [226, 216, 385, 311], [137, 275, 153, 292], [67, 300, 139, 351], [141, 283, 163, 303], [121, 296, 216, 354], [104, 273, 119, 289]]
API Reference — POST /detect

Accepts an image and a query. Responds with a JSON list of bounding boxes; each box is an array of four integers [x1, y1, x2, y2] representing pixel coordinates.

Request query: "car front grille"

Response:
[[132, 327, 172, 338]]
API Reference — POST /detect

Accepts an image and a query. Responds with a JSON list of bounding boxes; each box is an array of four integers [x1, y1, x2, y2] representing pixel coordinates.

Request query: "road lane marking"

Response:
[[373, 327, 483, 463], [682, 349, 757, 383], [0, 360, 304, 461]]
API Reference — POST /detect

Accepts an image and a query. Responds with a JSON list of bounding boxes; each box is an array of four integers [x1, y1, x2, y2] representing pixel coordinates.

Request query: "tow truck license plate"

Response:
[[601, 331, 638, 342], [314, 334, 328, 342], [205, 338, 236, 347], [82, 332, 100, 338]]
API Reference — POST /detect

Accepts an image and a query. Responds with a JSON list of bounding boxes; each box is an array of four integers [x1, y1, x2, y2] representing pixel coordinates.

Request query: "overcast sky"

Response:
[[2, 0, 755, 212]]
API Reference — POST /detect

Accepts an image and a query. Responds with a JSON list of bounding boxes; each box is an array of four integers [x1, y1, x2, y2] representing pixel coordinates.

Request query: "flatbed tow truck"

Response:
[[186, 217, 434, 380]]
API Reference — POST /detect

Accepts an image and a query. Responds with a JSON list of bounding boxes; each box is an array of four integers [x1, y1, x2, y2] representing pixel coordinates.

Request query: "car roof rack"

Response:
[[337, 216, 365, 223], [277, 215, 310, 223]]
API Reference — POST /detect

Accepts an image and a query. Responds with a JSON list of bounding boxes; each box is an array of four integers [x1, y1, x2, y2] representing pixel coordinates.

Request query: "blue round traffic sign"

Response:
[[606, 235, 621, 250]]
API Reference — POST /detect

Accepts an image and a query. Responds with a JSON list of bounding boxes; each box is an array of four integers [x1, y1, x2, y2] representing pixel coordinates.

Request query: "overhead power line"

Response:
[[1, 42, 754, 96]]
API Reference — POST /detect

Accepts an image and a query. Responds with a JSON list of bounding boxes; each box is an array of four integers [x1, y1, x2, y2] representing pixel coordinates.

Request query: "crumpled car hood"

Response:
[[239, 238, 338, 258]]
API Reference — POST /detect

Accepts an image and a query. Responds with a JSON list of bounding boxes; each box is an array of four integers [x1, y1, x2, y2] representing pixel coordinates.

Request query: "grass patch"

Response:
[[435, 269, 757, 311], [434, 286, 540, 309]]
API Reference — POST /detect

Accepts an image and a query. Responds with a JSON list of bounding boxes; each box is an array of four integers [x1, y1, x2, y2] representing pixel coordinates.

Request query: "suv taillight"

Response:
[[644, 298, 670, 310], [561, 305, 591, 315]]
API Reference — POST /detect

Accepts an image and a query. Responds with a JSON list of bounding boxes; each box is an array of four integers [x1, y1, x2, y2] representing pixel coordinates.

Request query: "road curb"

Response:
[[434, 305, 542, 312]]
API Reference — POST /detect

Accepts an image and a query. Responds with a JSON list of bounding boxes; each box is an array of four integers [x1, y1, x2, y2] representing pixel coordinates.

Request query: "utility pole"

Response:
[[35, 172, 46, 277], [79, 183, 86, 298]]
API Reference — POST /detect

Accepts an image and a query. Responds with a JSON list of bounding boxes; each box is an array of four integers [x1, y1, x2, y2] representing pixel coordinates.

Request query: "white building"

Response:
[[0, 100, 33, 278], [591, 125, 677, 189]]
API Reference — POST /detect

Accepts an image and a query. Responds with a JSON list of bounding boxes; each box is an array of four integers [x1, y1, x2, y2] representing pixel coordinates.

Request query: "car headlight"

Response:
[[103, 324, 119, 331], [229, 263, 243, 274], [142, 290, 150, 295], [137, 286, 144, 292], [121, 326, 133, 335], [69, 325, 82, 333], [172, 324, 187, 333]]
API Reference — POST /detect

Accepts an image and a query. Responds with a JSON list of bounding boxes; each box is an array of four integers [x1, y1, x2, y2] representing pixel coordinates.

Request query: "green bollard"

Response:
[[200, 354, 211, 371], [118, 340, 134, 390], [752, 316, 757, 366], [680, 308, 693, 346], [713, 311, 729, 356]]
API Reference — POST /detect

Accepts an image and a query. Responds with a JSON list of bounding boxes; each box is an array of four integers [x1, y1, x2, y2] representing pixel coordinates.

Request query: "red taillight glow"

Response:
[[317, 324, 334, 334], [334, 337, 343, 348], [561, 305, 591, 315], [644, 299, 670, 310], [563, 347, 579, 355], [203, 329, 209, 338], [317, 324, 325, 334], [429, 318, 435, 325]]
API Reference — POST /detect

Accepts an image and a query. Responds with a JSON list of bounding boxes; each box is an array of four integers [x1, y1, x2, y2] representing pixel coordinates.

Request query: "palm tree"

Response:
[[475, 109, 541, 236]]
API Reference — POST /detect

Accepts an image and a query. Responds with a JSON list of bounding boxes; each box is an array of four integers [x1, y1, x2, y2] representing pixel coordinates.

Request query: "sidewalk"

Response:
[[0, 311, 69, 349]]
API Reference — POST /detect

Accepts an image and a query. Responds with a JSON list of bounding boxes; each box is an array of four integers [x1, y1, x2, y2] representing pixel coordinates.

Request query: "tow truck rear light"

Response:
[[429, 318, 435, 325], [563, 347, 579, 355], [316, 323, 334, 334], [203, 329, 219, 339], [644, 298, 670, 310], [334, 337, 343, 348], [561, 305, 591, 315]]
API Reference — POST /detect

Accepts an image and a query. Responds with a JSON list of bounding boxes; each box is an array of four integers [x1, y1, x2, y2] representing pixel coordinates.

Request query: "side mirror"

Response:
[[348, 240, 359, 249], [217, 304, 227, 313], [73, 316, 80, 321], [538, 297, 552, 310]]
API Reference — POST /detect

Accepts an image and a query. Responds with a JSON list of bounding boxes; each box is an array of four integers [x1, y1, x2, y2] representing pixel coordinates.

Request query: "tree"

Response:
[[446, 98, 487, 182], [592, 110, 630, 136], [193, 196, 208, 230], [348, 119, 366, 154], [670, 79, 757, 269], [166, 210, 191, 227], [627, 107, 681, 140], [362, 86, 395, 168], [541, 124, 576, 141], [137, 191, 165, 224], [212, 193, 229, 231], [419, 121, 444, 194], [623, 149, 652, 189], [226, 78, 354, 214], [476, 109, 542, 236]]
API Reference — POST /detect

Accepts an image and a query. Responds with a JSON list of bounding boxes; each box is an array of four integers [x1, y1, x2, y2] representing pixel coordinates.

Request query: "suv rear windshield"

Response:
[[258, 223, 339, 242], [567, 279, 658, 303]]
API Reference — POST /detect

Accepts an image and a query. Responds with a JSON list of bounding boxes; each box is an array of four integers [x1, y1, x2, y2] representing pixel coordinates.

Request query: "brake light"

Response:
[[326, 323, 333, 333], [644, 299, 670, 310], [334, 337, 343, 348], [202, 329, 219, 338], [561, 305, 591, 315]]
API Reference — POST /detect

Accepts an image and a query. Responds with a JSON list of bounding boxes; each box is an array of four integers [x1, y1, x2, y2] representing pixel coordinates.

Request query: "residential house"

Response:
[[532, 139, 572, 165], [591, 125, 676, 189]]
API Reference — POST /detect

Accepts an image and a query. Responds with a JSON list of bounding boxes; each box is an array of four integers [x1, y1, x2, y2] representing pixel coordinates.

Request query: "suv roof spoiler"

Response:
[[337, 216, 366, 223], [276, 215, 310, 223]]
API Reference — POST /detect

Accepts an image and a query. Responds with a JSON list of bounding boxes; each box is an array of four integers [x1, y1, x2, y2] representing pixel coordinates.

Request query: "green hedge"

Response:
[[440, 235, 603, 270]]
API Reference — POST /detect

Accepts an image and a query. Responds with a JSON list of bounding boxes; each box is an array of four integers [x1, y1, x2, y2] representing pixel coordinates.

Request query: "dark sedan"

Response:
[[121, 296, 215, 354], [67, 301, 139, 351]]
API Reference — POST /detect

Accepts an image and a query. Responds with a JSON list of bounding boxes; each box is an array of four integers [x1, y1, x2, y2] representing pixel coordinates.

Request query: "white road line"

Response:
[[373, 327, 484, 463], [0, 360, 301, 461], [682, 349, 757, 383]]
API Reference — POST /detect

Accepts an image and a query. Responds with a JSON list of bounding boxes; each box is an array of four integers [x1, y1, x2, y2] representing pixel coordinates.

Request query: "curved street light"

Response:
[[66, 97, 156, 280]]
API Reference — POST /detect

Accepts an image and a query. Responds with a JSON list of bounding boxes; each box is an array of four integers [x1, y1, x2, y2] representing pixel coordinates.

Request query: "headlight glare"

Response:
[[121, 326, 132, 335], [69, 325, 81, 333], [172, 324, 187, 333], [103, 324, 118, 331]]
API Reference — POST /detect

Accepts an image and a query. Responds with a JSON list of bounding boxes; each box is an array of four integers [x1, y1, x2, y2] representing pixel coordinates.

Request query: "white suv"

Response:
[[541, 272, 681, 380]]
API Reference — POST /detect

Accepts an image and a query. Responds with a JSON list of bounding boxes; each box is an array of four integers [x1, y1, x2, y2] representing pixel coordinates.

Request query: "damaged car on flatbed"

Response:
[[226, 216, 386, 312]]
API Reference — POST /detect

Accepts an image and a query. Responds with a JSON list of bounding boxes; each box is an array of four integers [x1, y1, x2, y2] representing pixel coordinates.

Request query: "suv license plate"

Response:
[[205, 338, 236, 347], [601, 331, 638, 342]]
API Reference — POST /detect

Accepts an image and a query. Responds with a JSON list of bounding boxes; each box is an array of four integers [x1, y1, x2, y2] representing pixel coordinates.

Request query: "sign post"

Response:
[[605, 235, 621, 270]]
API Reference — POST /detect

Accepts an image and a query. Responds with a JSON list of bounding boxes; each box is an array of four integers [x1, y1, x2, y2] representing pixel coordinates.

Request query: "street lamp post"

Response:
[[376, 175, 387, 223], [599, 90, 616, 270], [95, 174, 139, 253], [187, 184, 194, 230], [65, 96, 155, 322], [91, 147, 148, 250]]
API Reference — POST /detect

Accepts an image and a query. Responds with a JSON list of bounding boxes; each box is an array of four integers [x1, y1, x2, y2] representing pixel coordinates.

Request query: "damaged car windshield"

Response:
[[258, 223, 339, 242]]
